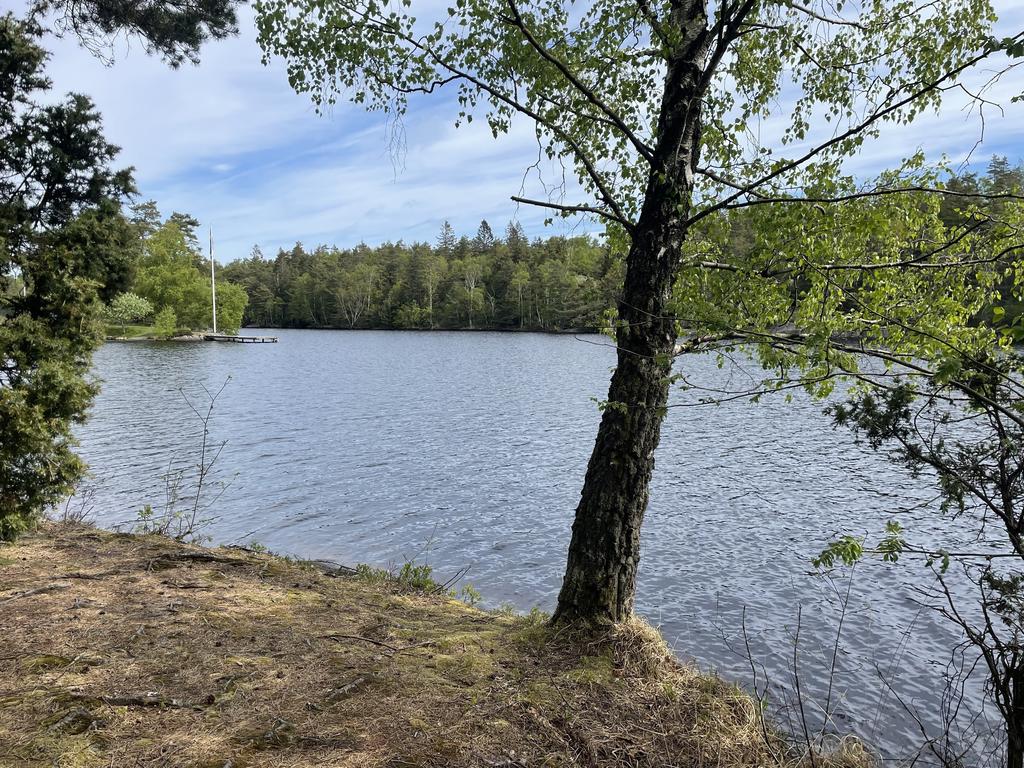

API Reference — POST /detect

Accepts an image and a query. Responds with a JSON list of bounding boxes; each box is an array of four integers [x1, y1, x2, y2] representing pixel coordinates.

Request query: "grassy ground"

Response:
[[103, 324, 156, 339], [0, 524, 871, 767]]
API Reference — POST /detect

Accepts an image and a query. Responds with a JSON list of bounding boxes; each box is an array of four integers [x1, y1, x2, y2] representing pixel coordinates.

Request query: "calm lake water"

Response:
[[76, 329, 995, 761]]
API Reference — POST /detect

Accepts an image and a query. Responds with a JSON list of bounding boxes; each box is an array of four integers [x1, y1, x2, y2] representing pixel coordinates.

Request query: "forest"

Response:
[[220, 221, 620, 331]]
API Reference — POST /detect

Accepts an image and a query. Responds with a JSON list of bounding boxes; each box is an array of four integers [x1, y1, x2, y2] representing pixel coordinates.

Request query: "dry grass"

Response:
[[0, 524, 871, 767]]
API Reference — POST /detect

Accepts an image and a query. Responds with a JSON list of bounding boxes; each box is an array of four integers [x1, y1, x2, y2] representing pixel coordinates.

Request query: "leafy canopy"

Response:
[[673, 159, 1024, 397], [133, 218, 247, 334]]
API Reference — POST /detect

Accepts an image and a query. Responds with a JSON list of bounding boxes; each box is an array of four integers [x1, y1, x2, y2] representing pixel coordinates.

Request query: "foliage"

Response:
[[132, 215, 247, 333], [355, 561, 439, 592], [354, 559, 481, 606], [153, 305, 177, 339], [105, 291, 153, 334], [214, 280, 247, 334], [674, 157, 1023, 399], [220, 223, 618, 331], [133, 220, 212, 328], [0, 15, 134, 540], [30, 0, 242, 67]]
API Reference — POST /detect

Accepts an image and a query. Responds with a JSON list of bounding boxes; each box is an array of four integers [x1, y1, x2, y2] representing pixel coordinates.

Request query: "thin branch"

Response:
[[786, 1, 869, 30], [509, 195, 631, 228], [717, 185, 1024, 213]]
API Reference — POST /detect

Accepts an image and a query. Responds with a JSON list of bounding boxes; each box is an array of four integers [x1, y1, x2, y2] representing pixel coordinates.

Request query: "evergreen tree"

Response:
[[436, 220, 456, 255], [33, 0, 242, 67], [0, 15, 135, 539], [472, 219, 495, 253], [505, 221, 527, 261]]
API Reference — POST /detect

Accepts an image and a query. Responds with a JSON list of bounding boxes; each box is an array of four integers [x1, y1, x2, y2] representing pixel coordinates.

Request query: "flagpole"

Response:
[[210, 227, 217, 334]]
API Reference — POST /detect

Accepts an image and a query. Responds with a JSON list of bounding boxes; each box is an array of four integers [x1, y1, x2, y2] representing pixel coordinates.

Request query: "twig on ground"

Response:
[[1, 584, 70, 604]]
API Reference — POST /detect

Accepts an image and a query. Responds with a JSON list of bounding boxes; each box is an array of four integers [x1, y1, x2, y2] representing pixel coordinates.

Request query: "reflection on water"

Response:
[[77, 329, 991, 761]]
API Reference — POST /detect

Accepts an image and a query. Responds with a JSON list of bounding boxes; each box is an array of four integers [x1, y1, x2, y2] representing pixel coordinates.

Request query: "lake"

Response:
[[76, 329, 991, 761]]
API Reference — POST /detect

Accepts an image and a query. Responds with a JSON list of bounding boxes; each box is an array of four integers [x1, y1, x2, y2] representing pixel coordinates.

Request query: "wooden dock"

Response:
[[203, 334, 278, 343]]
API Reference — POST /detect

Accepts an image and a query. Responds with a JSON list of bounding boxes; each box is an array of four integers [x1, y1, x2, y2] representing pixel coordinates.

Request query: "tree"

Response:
[[472, 219, 495, 253], [106, 291, 153, 334], [153, 305, 177, 338], [436, 220, 457, 256], [0, 15, 134, 539], [130, 199, 163, 238], [460, 256, 484, 329], [214, 281, 247, 333], [510, 262, 530, 328], [257, 0, 1020, 623], [333, 262, 378, 327], [134, 220, 211, 329], [168, 211, 202, 255], [505, 221, 527, 261], [421, 248, 447, 329]]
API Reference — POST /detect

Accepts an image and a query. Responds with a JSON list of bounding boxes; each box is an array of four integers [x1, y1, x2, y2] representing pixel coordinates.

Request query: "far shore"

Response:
[[102, 326, 605, 342]]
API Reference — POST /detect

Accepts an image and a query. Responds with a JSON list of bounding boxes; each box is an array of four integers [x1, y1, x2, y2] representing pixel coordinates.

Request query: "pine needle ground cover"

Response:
[[0, 525, 867, 767]]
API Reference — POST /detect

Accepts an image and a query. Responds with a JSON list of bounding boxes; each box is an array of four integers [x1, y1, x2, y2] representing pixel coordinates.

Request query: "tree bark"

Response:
[[553, 0, 707, 624], [1010, 668, 1024, 768]]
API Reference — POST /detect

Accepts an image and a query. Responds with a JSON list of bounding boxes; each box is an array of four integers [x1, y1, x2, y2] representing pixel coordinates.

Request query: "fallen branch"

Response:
[[147, 552, 248, 571], [319, 634, 435, 655], [305, 559, 359, 577], [1, 584, 70, 604], [326, 676, 368, 702], [320, 634, 398, 652], [160, 580, 212, 590], [69, 692, 202, 709], [53, 570, 124, 580]]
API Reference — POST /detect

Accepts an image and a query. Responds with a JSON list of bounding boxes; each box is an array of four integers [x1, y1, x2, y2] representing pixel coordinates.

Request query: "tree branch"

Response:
[[510, 195, 632, 229]]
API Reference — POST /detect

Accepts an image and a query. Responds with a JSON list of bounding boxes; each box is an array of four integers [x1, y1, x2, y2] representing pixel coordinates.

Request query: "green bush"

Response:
[[154, 306, 177, 339]]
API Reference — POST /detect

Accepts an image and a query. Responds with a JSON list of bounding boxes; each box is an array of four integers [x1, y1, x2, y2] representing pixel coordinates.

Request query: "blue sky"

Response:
[[28, 2, 1024, 262]]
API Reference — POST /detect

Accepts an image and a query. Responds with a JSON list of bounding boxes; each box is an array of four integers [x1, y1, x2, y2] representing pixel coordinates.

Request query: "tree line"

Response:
[[220, 221, 621, 331]]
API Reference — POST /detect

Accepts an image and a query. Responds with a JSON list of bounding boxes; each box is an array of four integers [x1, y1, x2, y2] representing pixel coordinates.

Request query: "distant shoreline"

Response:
[[238, 325, 603, 335], [102, 327, 605, 343]]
